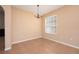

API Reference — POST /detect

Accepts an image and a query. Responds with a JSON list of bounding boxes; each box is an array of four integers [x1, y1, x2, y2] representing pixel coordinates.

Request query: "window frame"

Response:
[[45, 15, 56, 34]]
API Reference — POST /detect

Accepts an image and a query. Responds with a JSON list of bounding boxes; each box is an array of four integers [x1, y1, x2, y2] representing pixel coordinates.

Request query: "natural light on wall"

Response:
[[45, 16, 56, 34]]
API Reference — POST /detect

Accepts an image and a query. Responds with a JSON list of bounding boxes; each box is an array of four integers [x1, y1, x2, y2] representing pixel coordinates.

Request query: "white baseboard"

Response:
[[12, 36, 42, 44], [43, 36, 79, 49], [5, 47, 11, 51]]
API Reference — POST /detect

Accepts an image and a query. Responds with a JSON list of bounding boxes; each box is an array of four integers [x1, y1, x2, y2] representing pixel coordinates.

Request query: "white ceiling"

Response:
[[13, 5, 64, 16]]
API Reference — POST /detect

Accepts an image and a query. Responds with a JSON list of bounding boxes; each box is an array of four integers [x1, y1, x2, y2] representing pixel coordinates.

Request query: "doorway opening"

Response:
[[0, 6, 5, 51]]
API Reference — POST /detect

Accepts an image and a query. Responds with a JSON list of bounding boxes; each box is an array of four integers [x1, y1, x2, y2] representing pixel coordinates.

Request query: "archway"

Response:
[[0, 6, 5, 51]]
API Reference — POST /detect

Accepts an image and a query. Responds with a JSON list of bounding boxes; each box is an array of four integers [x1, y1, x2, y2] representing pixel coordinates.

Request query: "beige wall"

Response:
[[42, 6, 79, 47], [12, 7, 42, 44], [1, 6, 42, 50], [2, 5, 12, 50]]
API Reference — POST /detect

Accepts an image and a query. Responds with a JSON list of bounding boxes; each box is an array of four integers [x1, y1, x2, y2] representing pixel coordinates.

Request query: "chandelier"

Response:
[[36, 5, 40, 18]]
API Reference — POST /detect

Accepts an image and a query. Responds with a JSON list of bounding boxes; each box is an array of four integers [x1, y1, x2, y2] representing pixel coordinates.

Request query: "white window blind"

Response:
[[45, 16, 56, 34]]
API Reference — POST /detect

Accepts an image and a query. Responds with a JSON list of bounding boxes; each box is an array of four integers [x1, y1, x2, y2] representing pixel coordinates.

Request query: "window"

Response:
[[45, 16, 56, 34]]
